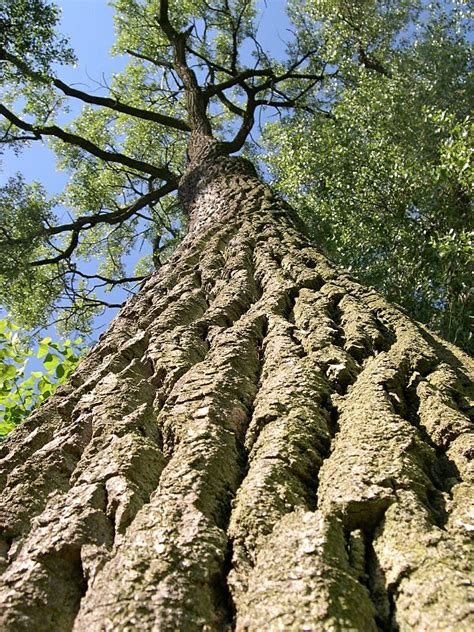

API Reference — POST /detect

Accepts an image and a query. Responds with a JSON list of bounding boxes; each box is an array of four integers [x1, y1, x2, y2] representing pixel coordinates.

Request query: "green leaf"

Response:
[[1, 364, 18, 380], [43, 352, 59, 370], [55, 364, 65, 379], [37, 344, 50, 359]]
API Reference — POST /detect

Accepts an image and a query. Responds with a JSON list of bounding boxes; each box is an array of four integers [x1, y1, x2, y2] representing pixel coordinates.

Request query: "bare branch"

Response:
[[186, 45, 234, 77], [205, 62, 326, 100], [27, 181, 177, 267], [125, 48, 174, 70], [68, 267, 149, 286], [204, 68, 272, 97]]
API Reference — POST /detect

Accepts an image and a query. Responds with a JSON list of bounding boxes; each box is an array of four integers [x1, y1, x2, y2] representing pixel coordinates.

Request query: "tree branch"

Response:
[[157, 0, 212, 134], [221, 91, 256, 154], [204, 68, 272, 97], [67, 267, 149, 286], [215, 91, 245, 117], [358, 45, 392, 78], [125, 48, 174, 70], [204, 62, 326, 105], [1, 47, 190, 132], [186, 45, 234, 77], [0, 104, 177, 180], [26, 181, 177, 267]]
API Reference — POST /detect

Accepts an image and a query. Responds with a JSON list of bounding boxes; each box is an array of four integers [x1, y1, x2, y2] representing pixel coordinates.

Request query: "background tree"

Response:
[[0, 1, 473, 630], [264, 0, 473, 352]]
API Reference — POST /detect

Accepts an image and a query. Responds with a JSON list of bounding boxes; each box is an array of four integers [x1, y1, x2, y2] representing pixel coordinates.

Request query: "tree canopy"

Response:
[[265, 0, 473, 351], [0, 0, 472, 350]]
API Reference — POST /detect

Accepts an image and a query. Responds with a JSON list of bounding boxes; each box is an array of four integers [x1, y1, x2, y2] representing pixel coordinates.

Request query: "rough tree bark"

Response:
[[0, 145, 473, 631]]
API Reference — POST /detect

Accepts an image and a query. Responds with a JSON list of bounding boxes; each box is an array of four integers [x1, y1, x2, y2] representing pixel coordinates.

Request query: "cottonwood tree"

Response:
[[0, 1, 473, 630]]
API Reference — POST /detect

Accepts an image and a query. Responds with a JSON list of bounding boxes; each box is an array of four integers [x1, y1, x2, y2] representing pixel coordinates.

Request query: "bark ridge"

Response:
[[1, 158, 473, 631]]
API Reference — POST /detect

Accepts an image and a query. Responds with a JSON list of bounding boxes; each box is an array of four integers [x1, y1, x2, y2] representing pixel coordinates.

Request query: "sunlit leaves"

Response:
[[0, 174, 52, 250], [0, 319, 85, 436], [0, 175, 68, 329], [0, 174, 51, 282], [265, 0, 473, 351], [0, 0, 75, 144], [112, 0, 256, 67], [437, 112, 473, 190], [0, 0, 74, 72]]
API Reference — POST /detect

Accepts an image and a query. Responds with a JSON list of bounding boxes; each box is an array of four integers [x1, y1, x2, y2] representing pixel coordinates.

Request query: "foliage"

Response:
[[0, 0, 472, 352], [0, 319, 85, 436], [263, 0, 473, 351], [0, 0, 74, 71], [0, 175, 65, 328], [0, 0, 75, 137]]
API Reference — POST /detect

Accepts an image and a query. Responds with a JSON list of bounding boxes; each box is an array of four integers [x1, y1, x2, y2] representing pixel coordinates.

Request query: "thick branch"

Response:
[[221, 92, 256, 154], [157, 0, 212, 135], [26, 181, 177, 267], [0, 104, 177, 180], [0, 48, 190, 132], [216, 91, 245, 117]]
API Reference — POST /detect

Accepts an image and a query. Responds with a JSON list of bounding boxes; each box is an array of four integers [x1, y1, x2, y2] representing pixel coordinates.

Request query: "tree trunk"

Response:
[[1, 153, 472, 631]]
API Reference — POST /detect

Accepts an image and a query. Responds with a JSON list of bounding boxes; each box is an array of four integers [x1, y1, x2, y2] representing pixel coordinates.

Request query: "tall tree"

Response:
[[0, 1, 473, 630]]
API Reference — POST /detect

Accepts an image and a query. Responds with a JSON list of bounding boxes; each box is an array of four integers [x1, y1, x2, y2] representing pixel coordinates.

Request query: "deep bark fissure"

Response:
[[400, 368, 463, 530], [216, 316, 268, 631], [362, 530, 397, 632], [342, 525, 397, 632]]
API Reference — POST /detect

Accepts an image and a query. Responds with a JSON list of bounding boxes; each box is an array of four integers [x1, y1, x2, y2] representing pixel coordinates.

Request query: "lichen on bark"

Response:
[[0, 152, 473, 631]]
